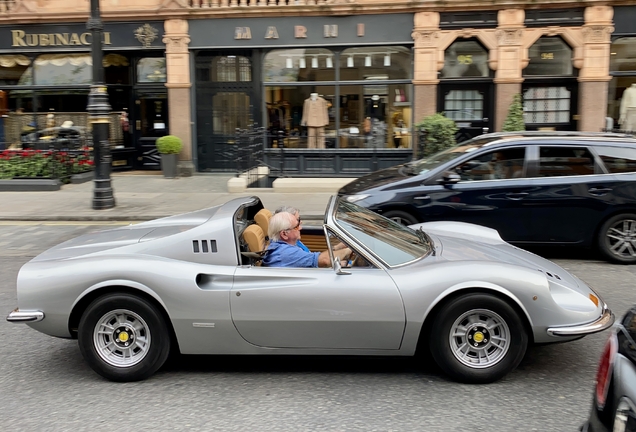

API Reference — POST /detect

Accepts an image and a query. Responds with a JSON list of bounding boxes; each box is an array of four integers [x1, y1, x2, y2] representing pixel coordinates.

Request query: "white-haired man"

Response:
[[263, 211, 351, 268]]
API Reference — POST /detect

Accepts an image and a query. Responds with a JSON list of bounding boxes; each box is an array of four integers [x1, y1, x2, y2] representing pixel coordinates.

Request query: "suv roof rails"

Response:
[[480, 131, 635, 139]]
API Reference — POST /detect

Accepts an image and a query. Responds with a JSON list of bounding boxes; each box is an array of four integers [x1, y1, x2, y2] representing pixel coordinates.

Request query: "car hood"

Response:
[[339, 165, 408, 194], [416, 221, 580, 289], [29, 206, 220, 262]]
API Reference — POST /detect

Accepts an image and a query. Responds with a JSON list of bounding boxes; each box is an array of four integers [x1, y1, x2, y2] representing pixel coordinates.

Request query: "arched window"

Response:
[[213, 56, 251, 82], [524, 37, 573, 76], [441, 40, 490, 78]]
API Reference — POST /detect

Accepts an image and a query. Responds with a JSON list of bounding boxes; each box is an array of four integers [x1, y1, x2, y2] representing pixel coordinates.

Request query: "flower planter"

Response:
[[160, 153, 178, 178], [0, 178, 61, 191]]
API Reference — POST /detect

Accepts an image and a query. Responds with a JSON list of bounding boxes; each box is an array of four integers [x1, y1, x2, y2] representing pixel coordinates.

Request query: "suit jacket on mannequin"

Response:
[[301, 96, 329, 128]]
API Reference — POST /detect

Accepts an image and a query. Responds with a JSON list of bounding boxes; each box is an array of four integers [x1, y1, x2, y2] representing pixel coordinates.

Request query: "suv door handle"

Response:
[[505, 192, 528, 200], [414, 195, 430, 200], [588, 187, 612, 196]]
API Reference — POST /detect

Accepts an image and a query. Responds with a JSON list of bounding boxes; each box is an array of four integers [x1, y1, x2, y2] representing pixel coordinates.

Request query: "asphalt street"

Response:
[[1, 222, 635, 431]]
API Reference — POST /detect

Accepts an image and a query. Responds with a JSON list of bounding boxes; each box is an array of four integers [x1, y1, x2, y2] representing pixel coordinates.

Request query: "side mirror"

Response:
[[438, 171, 461, 185]]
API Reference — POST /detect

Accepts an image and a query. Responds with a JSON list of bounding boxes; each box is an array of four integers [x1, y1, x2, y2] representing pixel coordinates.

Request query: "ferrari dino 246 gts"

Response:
[[7, 196, 614, 383]]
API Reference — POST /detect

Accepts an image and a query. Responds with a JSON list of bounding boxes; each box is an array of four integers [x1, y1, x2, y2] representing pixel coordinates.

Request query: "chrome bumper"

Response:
[[6, 308, 44, 323], [547, 303, 614, 337]]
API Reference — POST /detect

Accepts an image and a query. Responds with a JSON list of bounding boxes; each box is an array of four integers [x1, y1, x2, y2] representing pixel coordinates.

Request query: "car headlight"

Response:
[[344, 194, 370, 203]]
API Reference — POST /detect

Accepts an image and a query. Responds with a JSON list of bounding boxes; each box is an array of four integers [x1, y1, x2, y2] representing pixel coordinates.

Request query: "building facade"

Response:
[[0, 0, 625, 175]]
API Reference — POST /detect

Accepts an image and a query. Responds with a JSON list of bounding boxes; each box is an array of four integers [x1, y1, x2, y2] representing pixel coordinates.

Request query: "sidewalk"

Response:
[[0, 172, 346, 222]]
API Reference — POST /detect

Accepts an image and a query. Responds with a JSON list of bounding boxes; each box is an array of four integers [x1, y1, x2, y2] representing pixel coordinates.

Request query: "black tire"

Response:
[[383, 210, 418, 226], [430, 293, 528, 384], [78, 293, 171, 382], [598, 213, 636, 264]]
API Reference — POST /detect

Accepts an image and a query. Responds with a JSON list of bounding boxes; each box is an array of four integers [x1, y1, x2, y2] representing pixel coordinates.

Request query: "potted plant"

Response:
[[502, 94, 526, 132], [415, 113, 458, 157], [156, 135, 182, 178]]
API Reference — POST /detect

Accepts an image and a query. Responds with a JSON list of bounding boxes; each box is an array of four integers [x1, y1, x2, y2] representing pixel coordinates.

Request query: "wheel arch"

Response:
[[68, 285, 181, 354], [415, 287, 535, 355], [376, 204, 420, 222]]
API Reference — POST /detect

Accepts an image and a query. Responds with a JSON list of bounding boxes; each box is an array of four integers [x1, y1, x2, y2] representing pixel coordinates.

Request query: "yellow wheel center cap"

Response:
[[118, 331, 130, 343], [473, 332, 485, 343]]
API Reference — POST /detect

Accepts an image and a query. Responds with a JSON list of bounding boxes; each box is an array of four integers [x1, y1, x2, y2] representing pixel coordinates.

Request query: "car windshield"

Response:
[[408, 136, 504, 175], [335, 199, 431, 266]]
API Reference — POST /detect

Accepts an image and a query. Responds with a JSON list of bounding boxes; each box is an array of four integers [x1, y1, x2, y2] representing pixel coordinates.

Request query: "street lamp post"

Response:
[[87, 0, 115, 209]]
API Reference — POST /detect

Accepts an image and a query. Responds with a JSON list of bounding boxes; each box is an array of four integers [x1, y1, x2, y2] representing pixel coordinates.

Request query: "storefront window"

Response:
[[0, 55, 31, 85], [444, 90, 484, 121], [104, 53, 130, 85], [523, 86, 571, 124], [339, 47, 411, 80], [608, 38, 636, 131], [441, 40, 489, 78], [524, 37, 573, 76], [137, 57, 166, 83], [34, 54, 92, 85], [264, 49, 335, 82], [610, 37, 636, 72]]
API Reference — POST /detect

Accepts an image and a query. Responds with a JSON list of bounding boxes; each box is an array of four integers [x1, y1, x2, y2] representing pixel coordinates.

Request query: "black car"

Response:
[[338, 131, 636, 263], [581, 306, 636, 432]]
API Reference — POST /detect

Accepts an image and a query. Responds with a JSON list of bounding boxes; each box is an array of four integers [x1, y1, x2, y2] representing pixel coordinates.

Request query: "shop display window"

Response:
[[339, 47, 411, 81], [0, 55, 31, 86], [137, 57, 167, 83], [608, 38, 636, 131], [264, 49, 335, 82], [33, 54, 92, 85]]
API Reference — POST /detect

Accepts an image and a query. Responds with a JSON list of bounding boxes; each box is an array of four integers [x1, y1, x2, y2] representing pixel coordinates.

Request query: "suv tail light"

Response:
[[596, 332, 618, 409]]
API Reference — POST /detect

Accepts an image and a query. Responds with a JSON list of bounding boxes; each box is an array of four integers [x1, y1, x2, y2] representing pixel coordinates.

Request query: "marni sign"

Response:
[[235, 24, 366, 40]]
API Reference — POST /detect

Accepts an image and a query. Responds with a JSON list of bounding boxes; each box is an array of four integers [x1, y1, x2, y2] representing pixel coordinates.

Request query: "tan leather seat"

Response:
[[254, 209, 272, 237], [243, 224, 266, 253]]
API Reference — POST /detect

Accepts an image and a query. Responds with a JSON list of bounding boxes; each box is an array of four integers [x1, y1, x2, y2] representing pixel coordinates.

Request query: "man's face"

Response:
[[281, 215, 302, 244]]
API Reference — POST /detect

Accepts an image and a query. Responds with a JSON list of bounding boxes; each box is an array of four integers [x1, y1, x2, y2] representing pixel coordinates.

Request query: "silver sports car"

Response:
[[7, 196, 614, 383]]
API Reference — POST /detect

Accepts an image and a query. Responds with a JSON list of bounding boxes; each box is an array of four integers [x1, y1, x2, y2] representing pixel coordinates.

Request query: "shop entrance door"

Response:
[[439, 83, 494, 142], [132, 89, 168, 170]]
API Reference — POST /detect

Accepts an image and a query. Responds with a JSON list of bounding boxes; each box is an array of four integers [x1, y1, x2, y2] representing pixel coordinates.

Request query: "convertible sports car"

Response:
[[7, 196, 614, 383]]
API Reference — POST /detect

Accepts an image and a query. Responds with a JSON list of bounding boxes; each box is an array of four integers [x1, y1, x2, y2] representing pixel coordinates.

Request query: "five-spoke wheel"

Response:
[[78, 293, 171, 382], [430, 293, 527, 383]]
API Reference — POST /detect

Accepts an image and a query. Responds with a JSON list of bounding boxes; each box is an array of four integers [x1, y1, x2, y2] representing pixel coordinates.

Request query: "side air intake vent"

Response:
[[193, 240, 217, 253]]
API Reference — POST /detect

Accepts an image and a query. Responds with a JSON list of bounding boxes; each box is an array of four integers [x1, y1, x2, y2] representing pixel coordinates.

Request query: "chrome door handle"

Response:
[[588, 187, 612, 196], [506, 192, 528, 200], [414, 195, 430, 200]]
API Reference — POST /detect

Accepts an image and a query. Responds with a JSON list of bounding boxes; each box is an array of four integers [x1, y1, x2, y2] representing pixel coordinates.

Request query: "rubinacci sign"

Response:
[[11, 30, 112, 47], [0, 22, 164, 52]]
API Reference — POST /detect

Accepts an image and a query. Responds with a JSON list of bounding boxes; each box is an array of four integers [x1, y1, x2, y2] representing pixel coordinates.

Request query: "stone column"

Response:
[[494, 9, 525, 132], [163, 19, 194, 176], [578, 6, 614, 132], [412, 12, 442, 125]]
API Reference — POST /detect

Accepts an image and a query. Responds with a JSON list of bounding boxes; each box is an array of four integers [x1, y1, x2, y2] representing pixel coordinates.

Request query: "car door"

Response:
[[230, 265, 405, 350], [411, 146, 536, 242], [526, 144, 617, 244]]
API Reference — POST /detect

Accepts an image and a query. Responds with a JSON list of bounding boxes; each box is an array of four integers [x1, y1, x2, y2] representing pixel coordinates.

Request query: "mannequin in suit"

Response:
[[301, 93, 329, 149], [620, 84, 636, 131]]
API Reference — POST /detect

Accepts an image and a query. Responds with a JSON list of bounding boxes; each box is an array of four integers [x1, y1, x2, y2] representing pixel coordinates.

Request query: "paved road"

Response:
[[1, 223, 635, 431]]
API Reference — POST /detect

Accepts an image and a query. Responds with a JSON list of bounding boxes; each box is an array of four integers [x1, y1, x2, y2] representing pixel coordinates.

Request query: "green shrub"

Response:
[[156, 135, 183, 154], [415, 113, 458, 157], [502, 93, 526, 132]]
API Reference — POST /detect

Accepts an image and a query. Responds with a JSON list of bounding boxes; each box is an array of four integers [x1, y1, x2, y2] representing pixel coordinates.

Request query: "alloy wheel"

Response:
[[93, 308, 151, 368], [605, 218, 636, 259]]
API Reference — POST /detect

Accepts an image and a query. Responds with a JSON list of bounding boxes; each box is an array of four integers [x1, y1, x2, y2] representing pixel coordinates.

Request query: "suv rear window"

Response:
[[594, 146, 636, 173], [538, 147, 594, 177]]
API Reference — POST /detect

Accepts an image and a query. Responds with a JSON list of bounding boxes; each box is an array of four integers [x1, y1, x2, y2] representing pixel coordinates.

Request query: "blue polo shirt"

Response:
[[263, 240, 320, 268]]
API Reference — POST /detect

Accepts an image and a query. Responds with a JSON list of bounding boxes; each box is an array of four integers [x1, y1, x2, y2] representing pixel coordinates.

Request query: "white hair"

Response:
[[268, 211, 297, 242], [274, 205, 299, 216]]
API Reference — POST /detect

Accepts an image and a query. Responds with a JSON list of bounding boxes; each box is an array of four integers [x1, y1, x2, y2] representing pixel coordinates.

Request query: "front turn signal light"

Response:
[[589, 294, 599, 307]]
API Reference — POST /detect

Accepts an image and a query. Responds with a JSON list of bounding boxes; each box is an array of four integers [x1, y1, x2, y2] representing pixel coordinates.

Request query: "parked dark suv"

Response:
[[338, 131, 636, 263]]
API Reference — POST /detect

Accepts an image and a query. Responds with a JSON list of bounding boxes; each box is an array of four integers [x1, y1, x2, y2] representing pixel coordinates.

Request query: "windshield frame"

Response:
[[330, 197, 433, 268]]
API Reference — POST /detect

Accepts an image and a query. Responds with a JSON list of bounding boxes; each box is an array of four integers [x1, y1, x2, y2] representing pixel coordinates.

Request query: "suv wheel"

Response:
[[599, 213, 636, 264], [383, 210, 418, 226]]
